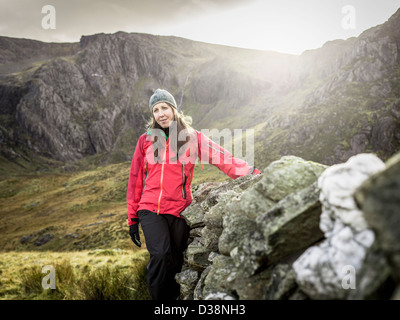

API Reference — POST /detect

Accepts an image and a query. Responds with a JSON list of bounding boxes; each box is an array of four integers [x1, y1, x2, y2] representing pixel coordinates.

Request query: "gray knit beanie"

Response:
[[149, 89, 177, 113]]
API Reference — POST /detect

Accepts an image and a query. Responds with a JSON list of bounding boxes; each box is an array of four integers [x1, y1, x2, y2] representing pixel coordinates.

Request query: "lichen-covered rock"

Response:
[[391, 286, 400, 300], [230, 229, 267, 276], [255, 181, 324, 266], [34, 233, 54, 246], [293, 153, 388, 300], [181, 203, 206, 229], [181, 182, 222, 228], [200, 182, 231, 213], [231, 268, 271, 300], [319, 154, 385, 234], [237, 186, 276, 219], [178, 153, 400, 300], [200, 226, 222, 251], [186, 243, 213, 270], [263, 264, 298, 300], [218, 199, 257, 256], [355, 151, 400, 281], [194, 265, 211, 300], [203, 190, 240, 228], [225, 157, 326, 275], [202, 254, 238, 299], [255, 156, 327, 202], [175, 269, 199, 300], [204, 291, 236, 300]]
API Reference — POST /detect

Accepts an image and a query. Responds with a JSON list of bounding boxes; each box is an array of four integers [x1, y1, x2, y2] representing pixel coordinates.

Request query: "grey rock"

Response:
[[230, 230, 268, 276], [391, 285, 400, 300], [181, 182, 222, 228], [193, 266, 211, 300], [231, 268, 271, 300], [186, 243, 213, 270], [224, 157, 326, 275], [204, 291, 237, 300], [355, 151, 400, 281], [82, 221, 104, 228], [20, 235, 33, 244], [263, 264, 298, 300], [175, 269, 199, 300], [178, 151, 400, 300], [200, 226, 222, 251], [181, 203, 206, 229], [203, 190, 240, 228], [189, 227, 203, 238], [218, 198, 257, 256], [256, 181, 324, 266], [255, 156, 327, 202], [228, 181, 323, 277], [64, 233, 79, 239], [34, 233, 53, 246], [293, 153, 388, 300], [202, 254, 238, 300], [238, 185, 276, 219], [200, 182, 231, 213]]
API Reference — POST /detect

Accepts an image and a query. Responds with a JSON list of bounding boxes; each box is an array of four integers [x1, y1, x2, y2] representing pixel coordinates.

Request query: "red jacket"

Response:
[[127, 129, 261, 226]]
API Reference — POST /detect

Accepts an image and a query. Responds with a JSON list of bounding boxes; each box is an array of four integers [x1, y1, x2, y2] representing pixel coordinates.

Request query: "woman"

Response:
[[127, 89, 261, 300]]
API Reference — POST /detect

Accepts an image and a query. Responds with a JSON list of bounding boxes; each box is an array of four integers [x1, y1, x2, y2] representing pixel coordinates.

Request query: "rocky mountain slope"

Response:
[[0, 9, 399, 175]]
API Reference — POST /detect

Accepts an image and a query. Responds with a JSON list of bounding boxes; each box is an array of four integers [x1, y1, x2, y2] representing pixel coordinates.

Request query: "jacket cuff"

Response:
[[250, 167, 262, 175], [129, 217, 139, 225]]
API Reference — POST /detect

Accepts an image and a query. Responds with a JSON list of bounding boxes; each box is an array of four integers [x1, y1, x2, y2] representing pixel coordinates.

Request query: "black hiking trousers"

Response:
[[137, 209, 190, 300]]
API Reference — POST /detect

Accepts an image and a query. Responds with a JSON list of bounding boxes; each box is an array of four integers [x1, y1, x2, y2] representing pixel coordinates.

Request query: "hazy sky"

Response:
[[1, 0, 399, 55]]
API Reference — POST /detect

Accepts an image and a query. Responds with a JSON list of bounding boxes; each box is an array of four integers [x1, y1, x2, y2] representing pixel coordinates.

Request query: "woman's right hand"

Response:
[[129, 224, 142, 247]]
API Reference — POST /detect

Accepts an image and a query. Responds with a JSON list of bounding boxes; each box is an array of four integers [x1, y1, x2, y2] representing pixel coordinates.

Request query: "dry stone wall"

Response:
[[176, 153, 400, 300]]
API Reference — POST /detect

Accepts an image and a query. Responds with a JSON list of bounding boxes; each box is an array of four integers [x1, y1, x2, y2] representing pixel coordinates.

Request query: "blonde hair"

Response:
[[146, 105, 193, 132], [147, 104, 196, 159]]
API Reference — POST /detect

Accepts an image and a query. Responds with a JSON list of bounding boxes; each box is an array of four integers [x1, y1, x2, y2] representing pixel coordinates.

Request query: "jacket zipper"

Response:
[[157, 141, 169, 215], [142, 160, 148, 194], [182, 163, 187, 199]]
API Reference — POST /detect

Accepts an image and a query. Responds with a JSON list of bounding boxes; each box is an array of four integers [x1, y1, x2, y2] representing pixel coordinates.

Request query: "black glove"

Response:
[[129, 224, 142, 247]]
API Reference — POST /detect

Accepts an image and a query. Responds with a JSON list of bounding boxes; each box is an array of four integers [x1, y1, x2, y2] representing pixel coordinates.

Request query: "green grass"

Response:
[[0, 159, 229, 252], [0, 157, 231, 299], [0, 250, 150, 300]]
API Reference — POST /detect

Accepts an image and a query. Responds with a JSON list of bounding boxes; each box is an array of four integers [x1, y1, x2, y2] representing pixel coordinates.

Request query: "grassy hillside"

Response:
[[0, 161, 229, 252], [0, 160, 230, 300], [0, 249, 150, 300]]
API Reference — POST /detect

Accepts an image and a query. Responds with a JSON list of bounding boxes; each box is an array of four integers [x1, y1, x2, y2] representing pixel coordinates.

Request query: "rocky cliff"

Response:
[[1, 9, 400, 174], [176, 151, 400, 300]]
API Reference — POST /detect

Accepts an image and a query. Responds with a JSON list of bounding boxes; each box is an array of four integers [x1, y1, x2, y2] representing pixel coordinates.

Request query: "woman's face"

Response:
[[153, 102, 174, 128]]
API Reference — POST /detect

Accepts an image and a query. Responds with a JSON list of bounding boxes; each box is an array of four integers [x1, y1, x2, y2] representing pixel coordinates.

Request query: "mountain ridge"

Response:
[[0, 8, 399, 176]]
